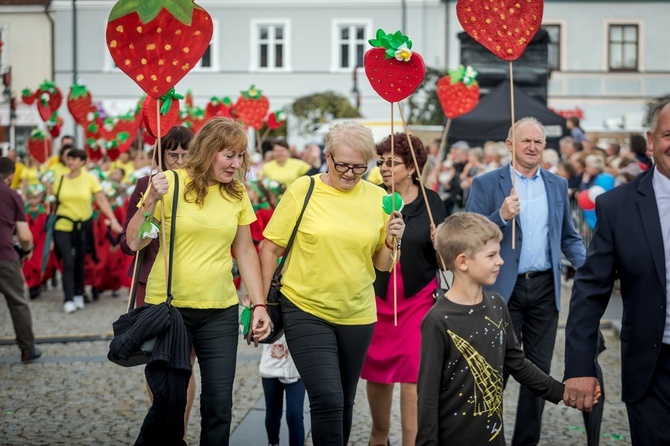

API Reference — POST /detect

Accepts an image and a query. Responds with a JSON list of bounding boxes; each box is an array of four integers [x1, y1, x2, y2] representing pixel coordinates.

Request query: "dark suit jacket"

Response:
[[564, 169, 666, 403], [466, 164, 585, 309]]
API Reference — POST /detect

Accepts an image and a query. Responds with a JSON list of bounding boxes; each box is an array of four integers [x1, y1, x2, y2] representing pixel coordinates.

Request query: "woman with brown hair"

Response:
[[126, 117, 271, 445]]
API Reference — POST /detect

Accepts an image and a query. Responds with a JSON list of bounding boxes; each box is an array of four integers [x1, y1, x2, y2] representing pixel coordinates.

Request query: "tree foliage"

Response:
[[408, 66, 447, 126], [290, 91, 360, 136]]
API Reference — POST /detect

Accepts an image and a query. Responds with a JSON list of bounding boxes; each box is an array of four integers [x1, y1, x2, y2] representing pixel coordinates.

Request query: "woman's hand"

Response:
[[109, 219, 123, 234], [150, 172, 169, 200], [385, 211, 405, 244], [248, 306, 272, 347]]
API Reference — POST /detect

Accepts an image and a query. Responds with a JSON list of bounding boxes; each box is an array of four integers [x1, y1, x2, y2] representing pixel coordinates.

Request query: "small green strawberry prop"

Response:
[[437, 65, 480, 119], [364, 29, 426, 103], [382, 192, 404, 215], [106, 0, 213, 98], [142, 88, 183, 137], [234, 85, 270, 130], [27, 129, 51, 164], [456, 0, 544, 61]]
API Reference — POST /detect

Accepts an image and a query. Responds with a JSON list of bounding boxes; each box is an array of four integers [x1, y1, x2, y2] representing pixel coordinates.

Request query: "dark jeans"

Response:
[[282, 297, 375, 446], [178, 306, 239, 446], [505, 271, 558, 446], [262, 377, 306, 446], [54, 229, 86, 302], [0, 259, 35, 351]]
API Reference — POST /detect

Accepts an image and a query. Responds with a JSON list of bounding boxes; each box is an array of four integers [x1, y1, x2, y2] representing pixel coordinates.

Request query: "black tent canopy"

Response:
[[446, 80, 567, 150]]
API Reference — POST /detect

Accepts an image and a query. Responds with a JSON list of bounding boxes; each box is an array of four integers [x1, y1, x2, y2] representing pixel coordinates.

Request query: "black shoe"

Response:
[[91, 287, 100, 301], [29, 286, 41, 300], [21, 347, 42, 362]]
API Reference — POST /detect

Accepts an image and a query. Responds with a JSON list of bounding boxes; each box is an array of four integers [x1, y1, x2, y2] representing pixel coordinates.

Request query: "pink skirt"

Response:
[[361, 263, 436, 384]]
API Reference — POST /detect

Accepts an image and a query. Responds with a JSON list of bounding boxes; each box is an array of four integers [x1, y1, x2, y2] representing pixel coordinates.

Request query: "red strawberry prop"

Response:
[[106, 0, 213, 98], [205, 96, 233, 121], [27, 129, 51, 164], [364, 29, 426, 103], [67, 83, 94, 127], [46, 112, 64, 138], [437, 65, 480, 119], [456, 0, 544, 61], [21, 88, 36, 105], [142, 88, 183, 137], [266, 110, 286, 130], [234, 85, 269, 130]]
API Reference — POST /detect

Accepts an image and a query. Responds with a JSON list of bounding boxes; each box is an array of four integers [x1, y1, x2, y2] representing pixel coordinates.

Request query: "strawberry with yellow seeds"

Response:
[[234, 85, 270, 130], [456, 0, 543, 61], [364, 29, 426, 103], [106, 0, 213, 98], [67, 83, 94, 127], [437, 65, 480, 119], [142, 87, 183, 137], [27, 129, 51, 164]]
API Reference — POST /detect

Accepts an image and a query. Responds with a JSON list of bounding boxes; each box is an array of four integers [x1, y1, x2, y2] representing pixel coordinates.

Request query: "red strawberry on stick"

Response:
[[46, 111, 64, 138], [142, 88, 183, 137], [234, 85, 269, 130], [106, 0, 213, 98], [364, 29, 426, 103], [21, 88, 35, 105], [437, 65, 480, 119], [27, 129, 51, 164], [67, 83, 94, 127], [266, 110, 286, 130]]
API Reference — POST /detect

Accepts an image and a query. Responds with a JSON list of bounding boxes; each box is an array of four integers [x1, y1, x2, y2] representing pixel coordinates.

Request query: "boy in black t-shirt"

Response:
[[416, 212, 598, 445]]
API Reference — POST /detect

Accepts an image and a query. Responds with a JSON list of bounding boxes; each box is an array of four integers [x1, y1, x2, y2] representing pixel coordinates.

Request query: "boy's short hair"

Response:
[[435, 212, 502, 270]]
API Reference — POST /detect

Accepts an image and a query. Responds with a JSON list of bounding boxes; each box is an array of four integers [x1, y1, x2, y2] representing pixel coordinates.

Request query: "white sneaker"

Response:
[[73, 295, 85, 310], [63, 301, 77, 313]]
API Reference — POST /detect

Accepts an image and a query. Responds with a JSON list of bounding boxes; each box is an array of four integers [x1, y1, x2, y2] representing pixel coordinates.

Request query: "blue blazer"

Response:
[[466, 164, 585, 310], [565, 169, 666, 403]]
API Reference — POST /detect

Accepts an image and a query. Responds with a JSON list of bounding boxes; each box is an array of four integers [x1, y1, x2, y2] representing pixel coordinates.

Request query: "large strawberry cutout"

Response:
[[142, 88, 183, 137], [364, 29, 426, 103], [456, 0, 544, 61], [106, 0, 213, 97], [234, 85, 269, 130], [437, 65, 480, 119], [27, 129, 51, 164]]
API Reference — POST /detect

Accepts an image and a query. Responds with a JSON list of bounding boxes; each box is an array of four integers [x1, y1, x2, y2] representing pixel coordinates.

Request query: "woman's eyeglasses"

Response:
[[166, 152, 188, 161], [376, 159, 403, 168], [331, 156, 368, 175]]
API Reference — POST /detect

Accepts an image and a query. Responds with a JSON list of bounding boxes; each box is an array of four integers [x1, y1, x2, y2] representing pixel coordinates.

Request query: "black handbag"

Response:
[[260, 176, 315, 344], [107, 170, 179, 367]]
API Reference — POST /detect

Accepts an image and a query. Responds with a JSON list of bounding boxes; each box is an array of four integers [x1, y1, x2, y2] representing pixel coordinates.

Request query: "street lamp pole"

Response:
[[351, 66, 361, 114]]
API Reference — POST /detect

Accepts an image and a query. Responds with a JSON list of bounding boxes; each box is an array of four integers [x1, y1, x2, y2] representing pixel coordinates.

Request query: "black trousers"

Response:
[[626, 344, 670, 445], [54, 229, 86, 302], [282, 297, 374, 446], [505, 271, 558, 446]]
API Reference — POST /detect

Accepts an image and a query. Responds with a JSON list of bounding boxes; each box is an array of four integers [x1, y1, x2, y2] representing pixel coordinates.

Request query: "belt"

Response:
[[518, 269, 552, 280]]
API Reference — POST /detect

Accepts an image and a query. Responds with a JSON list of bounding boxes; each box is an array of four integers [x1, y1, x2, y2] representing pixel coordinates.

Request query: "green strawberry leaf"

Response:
[[385, 48, 396, 59], [382, 192, 404, 214], [109, 0, 195, 26], [376, 28, 385, 41], [22, 88, 33, 97], [368, 38, 381, 47]]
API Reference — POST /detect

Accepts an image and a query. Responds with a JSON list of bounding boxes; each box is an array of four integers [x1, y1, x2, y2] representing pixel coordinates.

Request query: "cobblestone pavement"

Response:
[[1, 282, 631, 445]]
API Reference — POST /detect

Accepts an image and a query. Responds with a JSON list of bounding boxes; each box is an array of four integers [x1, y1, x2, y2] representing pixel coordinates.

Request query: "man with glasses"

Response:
[[466, 117, 585, 446]]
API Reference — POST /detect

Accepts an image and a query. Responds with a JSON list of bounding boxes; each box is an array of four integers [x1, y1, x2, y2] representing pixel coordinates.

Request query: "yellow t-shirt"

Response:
[[145, 169, 256, 309], [54, 172, 102, 232], [260, 158, 311, 187], [20, 166, 41, 186], [111, 160, 135, 184], [263, 174, 387, 325], [365, 165, 383, 185], [50, 163, 70, 182], [10, 162, 25, 189]]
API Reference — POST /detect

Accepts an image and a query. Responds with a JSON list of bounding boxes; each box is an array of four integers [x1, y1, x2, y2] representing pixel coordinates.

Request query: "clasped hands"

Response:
[[563, 377, 602, 412]]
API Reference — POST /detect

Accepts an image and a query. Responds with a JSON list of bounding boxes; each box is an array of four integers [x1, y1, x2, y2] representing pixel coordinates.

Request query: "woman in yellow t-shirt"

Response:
[[53, 148, 122, 314], [259, 121, 406, 445], [259, 139, 311, 187], [125, 118, 270, 444]]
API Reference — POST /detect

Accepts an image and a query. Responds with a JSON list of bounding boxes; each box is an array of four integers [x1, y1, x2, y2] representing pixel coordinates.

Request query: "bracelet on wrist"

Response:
[[385, 238, 401, 250], [252, 304, 268, 312]]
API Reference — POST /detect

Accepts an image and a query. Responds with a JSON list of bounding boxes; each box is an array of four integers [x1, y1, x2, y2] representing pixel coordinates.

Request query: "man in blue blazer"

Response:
[[466, 117, 585, 446], [564, 98, 670, 445]]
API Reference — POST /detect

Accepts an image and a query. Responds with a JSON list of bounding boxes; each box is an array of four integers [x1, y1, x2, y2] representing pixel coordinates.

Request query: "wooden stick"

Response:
[[509, 62, 517, 250], [156, 99, 169, 285], [126, 251, 141, 313], [390, 102, 398, 327], [397, 103, 449, 273], [258, 127, 271, 152], [437, 118, 452, 163]]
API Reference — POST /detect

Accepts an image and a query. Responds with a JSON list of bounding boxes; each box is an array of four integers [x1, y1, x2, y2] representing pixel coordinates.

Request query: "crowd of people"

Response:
[[1, 97, 668, 446]]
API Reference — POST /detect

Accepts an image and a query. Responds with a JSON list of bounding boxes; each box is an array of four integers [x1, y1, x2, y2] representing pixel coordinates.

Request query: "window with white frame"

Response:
[[542, 24, 561, 71], [608, 24, 638, 71], [331, 20, 372, 72], [194, 19, 219, 71], [251, 20, 290, 71]]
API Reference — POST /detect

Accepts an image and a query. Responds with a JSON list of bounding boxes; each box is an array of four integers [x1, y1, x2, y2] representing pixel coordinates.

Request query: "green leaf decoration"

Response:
[[108, 0, 196, 26], [239, 306, 251, 336], [159, 88, 184, 115], [382, 192, 404, 215], [368, 29, 414, 59], [242, 85, 263, 100], [447, 65, 478, 87]]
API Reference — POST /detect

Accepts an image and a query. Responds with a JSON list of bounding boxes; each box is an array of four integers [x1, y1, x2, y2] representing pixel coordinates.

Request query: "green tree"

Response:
[[290, 91, 360, 136], [408, 66, 446, 126]]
